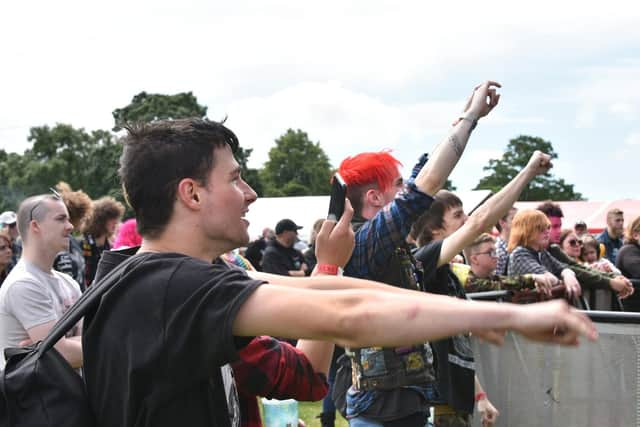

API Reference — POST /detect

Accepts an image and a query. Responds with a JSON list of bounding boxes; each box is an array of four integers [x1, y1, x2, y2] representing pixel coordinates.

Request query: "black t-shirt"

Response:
[[244, 239, 267, 271], [414, 240, 475, 414], [83, 252, 265, 427], [261, 240, 305, 276]]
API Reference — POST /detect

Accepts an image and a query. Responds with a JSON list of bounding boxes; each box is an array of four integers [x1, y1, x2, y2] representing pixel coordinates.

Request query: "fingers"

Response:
[[339, 198, 354, 226], [317, 218, 336, 242], [466, 80, 502, 116], [562, 308, 598, 342], [475, 329, 506, 346]]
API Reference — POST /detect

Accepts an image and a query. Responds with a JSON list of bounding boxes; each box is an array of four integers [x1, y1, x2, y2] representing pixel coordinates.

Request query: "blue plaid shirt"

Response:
[[343, 154, 437, 420], [344, 153, 434, 280]]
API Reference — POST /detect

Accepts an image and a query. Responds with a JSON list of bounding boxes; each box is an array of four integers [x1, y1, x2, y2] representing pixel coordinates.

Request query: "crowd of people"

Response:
[[0, 80, 633, 427]]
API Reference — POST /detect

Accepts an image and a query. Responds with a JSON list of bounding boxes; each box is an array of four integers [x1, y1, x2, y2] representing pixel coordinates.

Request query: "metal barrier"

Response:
[[468, 305, 640, 426]]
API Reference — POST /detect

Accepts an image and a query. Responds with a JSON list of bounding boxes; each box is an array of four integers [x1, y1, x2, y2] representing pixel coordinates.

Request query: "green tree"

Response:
[[112, 91, 261, 194], [475, 135, 583, 201], [25, 124, 122, 198], [0, 124, 124, 212], [112, 91, 208, 131], [260, 129, 333, 197]]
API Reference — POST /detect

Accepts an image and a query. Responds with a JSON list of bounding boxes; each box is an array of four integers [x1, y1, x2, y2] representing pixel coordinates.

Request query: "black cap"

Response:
[[275, 219, 303, 235]]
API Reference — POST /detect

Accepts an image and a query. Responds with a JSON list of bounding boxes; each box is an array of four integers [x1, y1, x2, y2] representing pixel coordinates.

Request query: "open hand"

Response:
[[511, 300, 598, 345], [463, 81, 502, 119]]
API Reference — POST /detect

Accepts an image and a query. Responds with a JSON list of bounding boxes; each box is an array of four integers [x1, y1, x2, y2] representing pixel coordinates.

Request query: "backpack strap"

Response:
[[38, 252, 150, 355]]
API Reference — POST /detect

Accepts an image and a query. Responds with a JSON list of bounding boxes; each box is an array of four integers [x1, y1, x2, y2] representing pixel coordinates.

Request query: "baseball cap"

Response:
[[0, 211, 17, 226], [275, 219, 303, 235]]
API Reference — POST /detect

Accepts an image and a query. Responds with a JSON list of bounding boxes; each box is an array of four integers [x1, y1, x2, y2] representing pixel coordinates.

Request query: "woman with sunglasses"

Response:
[[544, 228, 633, 308], [0, 230, 13, 287]]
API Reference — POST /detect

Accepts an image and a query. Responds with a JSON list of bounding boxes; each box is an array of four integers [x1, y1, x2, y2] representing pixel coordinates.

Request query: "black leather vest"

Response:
[[348, 218, 436, 391]]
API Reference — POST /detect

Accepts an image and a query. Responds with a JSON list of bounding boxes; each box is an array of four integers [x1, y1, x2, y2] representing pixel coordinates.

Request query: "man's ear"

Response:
[[176, 178, 202, 210], [365, 188, 385, 208], [30, 220, 41, 237]]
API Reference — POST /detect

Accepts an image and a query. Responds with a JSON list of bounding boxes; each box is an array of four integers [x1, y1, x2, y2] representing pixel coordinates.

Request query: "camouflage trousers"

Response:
[[433, 412, 471, 427]]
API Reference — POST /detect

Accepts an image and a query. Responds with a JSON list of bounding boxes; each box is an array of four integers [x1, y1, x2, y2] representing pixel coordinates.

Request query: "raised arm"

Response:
[[437, 151, 552, 267], [415, 81, 501, 196], [294, 200, 355, 375]]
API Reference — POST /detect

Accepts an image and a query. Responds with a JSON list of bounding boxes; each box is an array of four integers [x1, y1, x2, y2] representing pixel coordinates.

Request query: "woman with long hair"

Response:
[[81, 196, 125, 287], [507, 210, 582, 298], [0, 230, 13, 287]]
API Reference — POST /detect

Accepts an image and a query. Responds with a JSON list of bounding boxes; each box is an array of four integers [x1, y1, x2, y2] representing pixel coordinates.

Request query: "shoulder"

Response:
[[51, 270, 82, 295], [511, 246, 528, 254], [3, 262, 40, 289], [510, 246, 533, 260]]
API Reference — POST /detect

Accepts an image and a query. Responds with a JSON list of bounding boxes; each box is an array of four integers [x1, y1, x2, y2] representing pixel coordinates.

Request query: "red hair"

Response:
[[338, 150, 402, 192]]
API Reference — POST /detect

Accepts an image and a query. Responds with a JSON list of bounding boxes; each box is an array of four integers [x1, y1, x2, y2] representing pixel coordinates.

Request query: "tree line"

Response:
[[0, 92, 582, 213]]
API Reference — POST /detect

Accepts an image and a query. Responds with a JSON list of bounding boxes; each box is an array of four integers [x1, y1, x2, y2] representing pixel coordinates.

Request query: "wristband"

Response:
[[316, 263, 339, 275], [475, 392, 487, 402], [452, 115, 478, 132]]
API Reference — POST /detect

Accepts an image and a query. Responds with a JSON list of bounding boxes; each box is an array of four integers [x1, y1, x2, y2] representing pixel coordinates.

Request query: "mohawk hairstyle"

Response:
[[338, 150, 402, 191]]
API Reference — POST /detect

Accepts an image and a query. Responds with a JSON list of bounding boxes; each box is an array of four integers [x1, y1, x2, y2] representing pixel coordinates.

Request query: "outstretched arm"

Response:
[[415, 81, 501, 196], [437, 151, 552, 267], [233, 281, 597, 349]]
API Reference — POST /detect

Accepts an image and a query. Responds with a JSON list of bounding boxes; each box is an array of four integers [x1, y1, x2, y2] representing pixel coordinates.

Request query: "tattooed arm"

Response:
[[414, 80, 501, 196]]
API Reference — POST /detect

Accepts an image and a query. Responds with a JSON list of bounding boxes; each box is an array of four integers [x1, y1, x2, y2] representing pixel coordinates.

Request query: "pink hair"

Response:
[[113, 218, 142, 249]]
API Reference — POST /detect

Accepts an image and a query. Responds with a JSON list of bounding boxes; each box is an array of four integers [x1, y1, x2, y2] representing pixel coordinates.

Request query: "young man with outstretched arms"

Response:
[[82, 112, 596, 427]]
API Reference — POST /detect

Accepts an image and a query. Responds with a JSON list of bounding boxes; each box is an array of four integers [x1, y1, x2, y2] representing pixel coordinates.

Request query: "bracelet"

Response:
[[452, 115, 478, 132], [475, 392, 487, 402], [460, 115, 478, 132], [316, 264, 340, 275]]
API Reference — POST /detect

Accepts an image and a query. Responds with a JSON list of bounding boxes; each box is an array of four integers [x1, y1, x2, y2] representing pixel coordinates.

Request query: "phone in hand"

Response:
[[327, 173, 347, 221]]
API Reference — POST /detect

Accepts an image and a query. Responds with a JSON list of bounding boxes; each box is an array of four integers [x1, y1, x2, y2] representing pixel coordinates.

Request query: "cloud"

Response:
[[625, 132, 640, 146], [572, 59, 640, 127], [224, 81, 462, 168]]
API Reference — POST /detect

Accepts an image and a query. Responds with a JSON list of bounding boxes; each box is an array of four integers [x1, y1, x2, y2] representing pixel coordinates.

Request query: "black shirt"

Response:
[[244, 239, 267, 271], [261, 240, 305, 276], [83, 253, 265, 427], [414, 240, 475, 414]]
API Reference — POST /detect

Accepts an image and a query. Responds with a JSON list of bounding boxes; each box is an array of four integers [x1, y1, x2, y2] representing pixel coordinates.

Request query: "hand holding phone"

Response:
[[327, 173, 347, 221]]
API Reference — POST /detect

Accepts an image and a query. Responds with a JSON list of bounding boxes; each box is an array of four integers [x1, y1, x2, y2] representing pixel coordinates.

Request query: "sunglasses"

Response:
[[29, 188, 62, 222], [568, 239, 583, 247]]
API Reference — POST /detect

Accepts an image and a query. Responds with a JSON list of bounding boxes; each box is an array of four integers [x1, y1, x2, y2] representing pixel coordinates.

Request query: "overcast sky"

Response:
[[1, 0, 639, 201]]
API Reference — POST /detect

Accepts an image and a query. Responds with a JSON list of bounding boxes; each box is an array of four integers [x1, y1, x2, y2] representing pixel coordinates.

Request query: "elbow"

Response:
[[328, 294, 382, 348], [467, 211, 489, 235]]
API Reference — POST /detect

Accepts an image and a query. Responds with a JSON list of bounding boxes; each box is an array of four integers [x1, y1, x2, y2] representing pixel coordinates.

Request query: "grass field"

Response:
[[261, 400, 348, 427]]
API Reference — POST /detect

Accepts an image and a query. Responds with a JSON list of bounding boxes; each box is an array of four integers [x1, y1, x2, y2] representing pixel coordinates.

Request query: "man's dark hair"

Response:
[[536, 201, 563, 218], [410, 190, 462, 246], [119, 118, 239, 239], [495, 207, 516, 233]]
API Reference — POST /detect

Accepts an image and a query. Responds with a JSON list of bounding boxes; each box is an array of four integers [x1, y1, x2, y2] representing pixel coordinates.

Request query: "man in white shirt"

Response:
[[0, 191, 82, 369]]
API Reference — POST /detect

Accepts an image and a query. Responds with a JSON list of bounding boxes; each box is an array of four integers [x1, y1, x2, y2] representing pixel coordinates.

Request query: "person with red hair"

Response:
[[335, 81, 502, 427]]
